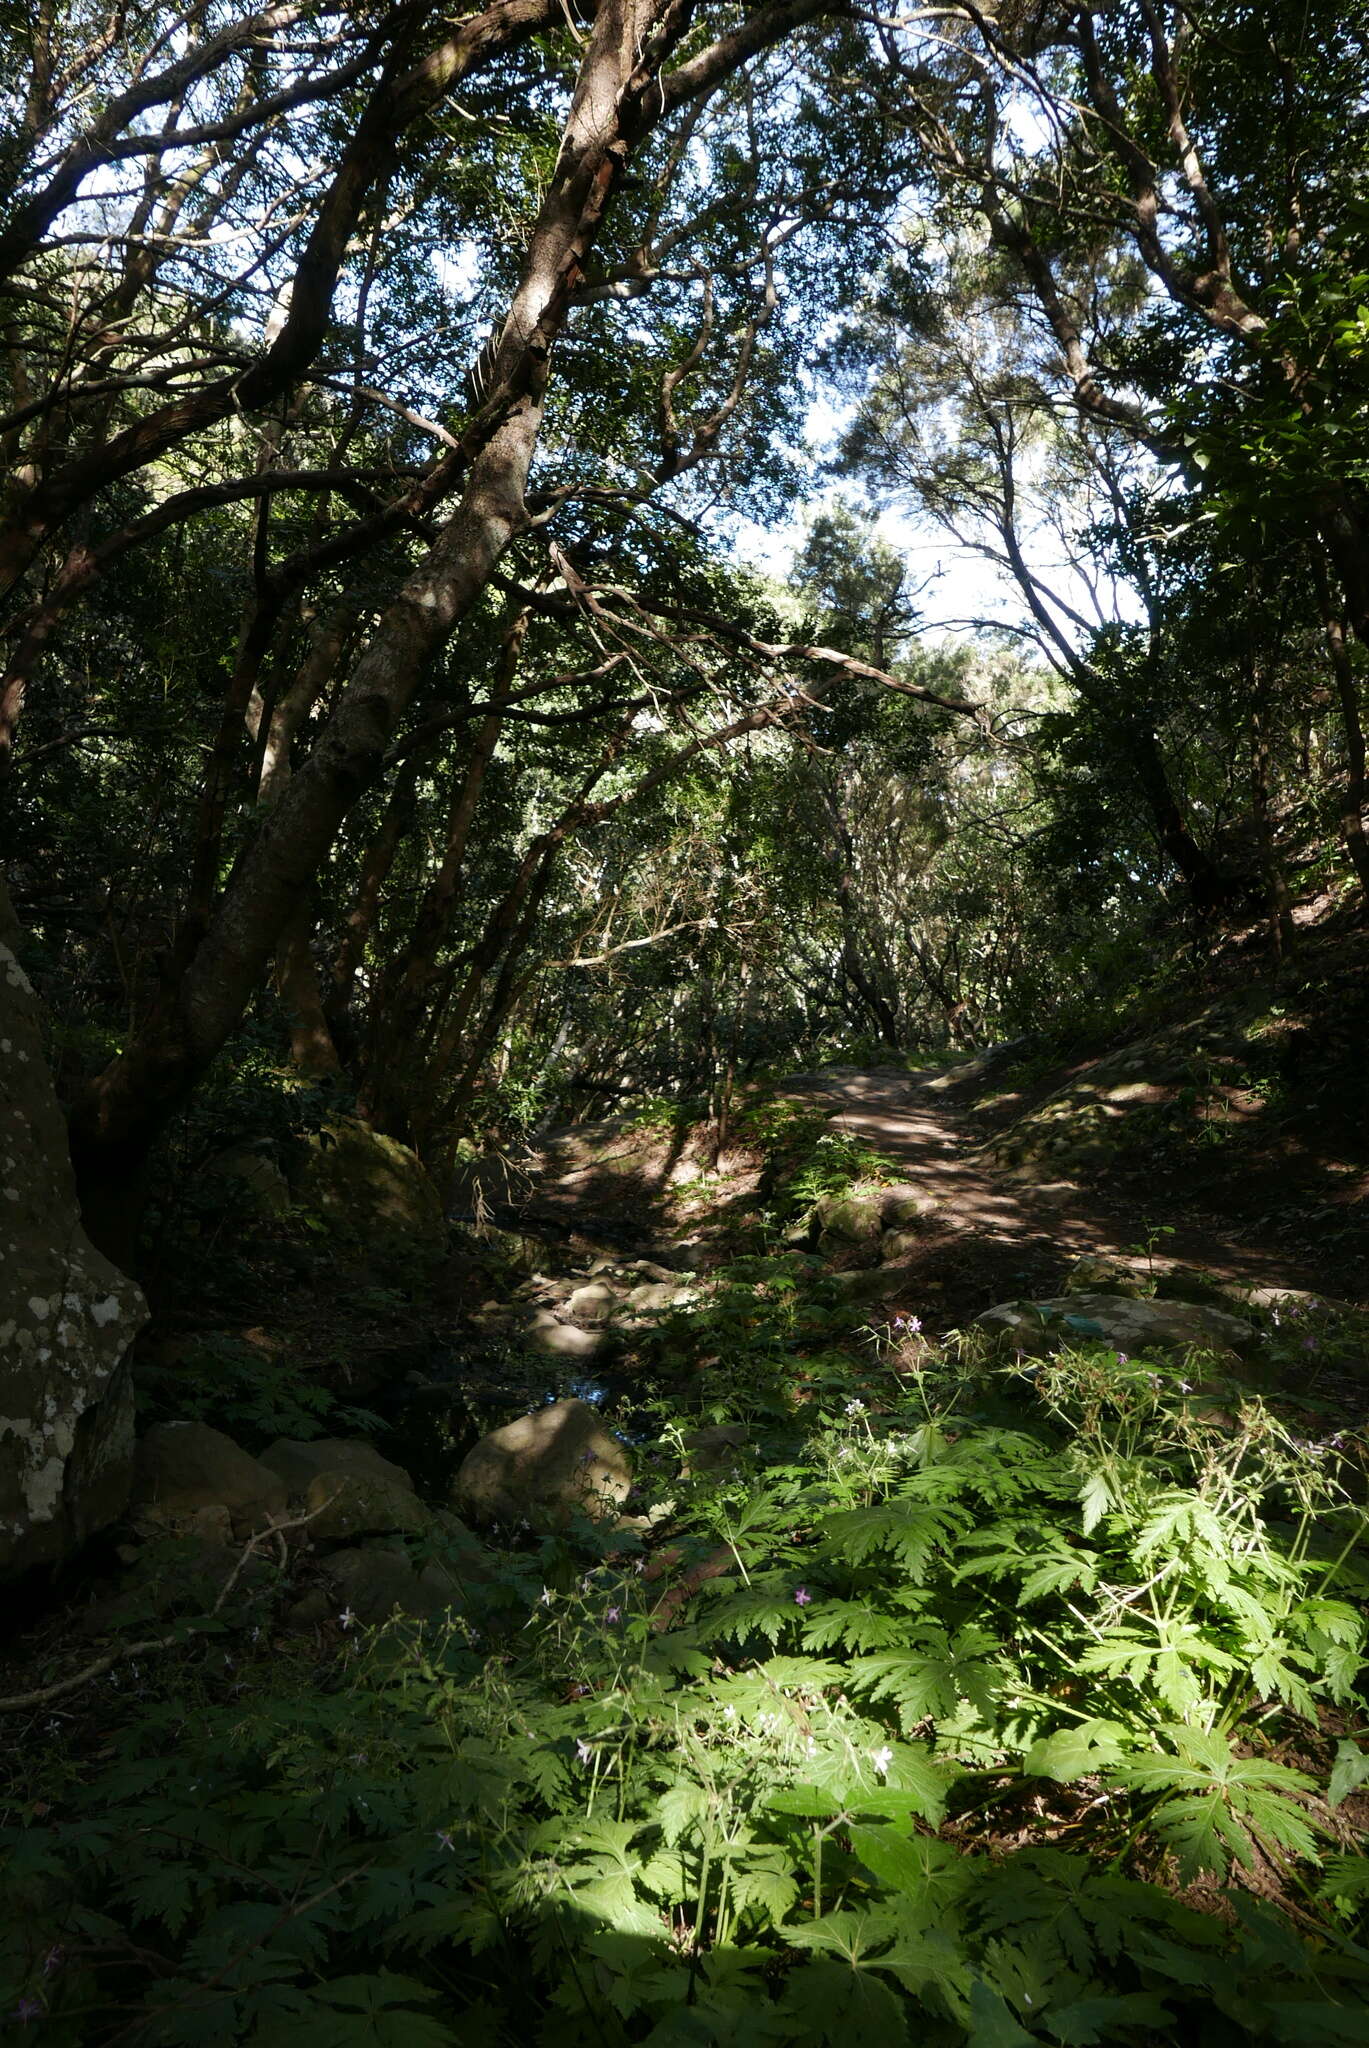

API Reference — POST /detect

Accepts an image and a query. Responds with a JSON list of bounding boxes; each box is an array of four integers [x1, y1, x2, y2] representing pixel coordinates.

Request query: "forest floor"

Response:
[[6, 999, 1369, 2038], [773, 1060, 1339, 1324]]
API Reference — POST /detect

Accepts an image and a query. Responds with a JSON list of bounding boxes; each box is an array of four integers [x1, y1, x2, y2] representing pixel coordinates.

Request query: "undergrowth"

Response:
[[737, 1096, 901, 1220], [5, 1309, 1369, 2043]]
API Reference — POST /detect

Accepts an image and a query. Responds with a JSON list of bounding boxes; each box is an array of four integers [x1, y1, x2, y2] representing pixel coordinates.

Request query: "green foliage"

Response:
[[135, 1331, 383, 1446], [8, 1337, 1369, 2042], [736, 1097, 900, 1219]]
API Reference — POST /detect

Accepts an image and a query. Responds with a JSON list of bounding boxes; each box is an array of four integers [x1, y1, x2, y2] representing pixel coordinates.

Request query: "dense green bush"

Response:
[[5, 1324, 1369, 2043]]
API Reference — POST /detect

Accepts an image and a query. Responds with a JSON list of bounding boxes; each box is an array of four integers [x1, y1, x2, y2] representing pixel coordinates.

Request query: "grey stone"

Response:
[[0, 883, 148, 1577], [322, 1545, 442, 1624], [880, 1228, 924, 1263], [564, 1280, 620, 1325], [814, 1191, 886, 1245], [976, 1291, 1259, 1360], [131, 1421, 288, 1534], [525, 1310, 606, 1360], [261, 1436, 414, 1497], [304, 1469, 430, 1541], [624, 1280, 697, 1314], [626, 1259, 683, 1284], [452, 1396, 632, 1528], [322, 1542, 470, 1625], [290, 1116, 446, 1252]]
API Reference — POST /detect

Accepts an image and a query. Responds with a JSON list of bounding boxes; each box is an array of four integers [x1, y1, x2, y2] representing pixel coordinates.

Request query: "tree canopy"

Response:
[[2, 0, 1367, 1208]]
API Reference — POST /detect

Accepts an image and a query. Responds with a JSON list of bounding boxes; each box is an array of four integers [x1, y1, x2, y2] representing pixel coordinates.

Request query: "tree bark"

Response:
[[1313, 549, 1369, 904]]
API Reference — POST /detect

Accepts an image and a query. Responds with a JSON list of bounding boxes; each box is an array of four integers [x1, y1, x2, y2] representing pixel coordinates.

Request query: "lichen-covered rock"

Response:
[[0, 886, 148, 1577], [814, 1190, 886, 1245], [976, 1291, 1259, 1361], [880, 1228, 924, 1263], [131, 1421, 287, 1534], [290, 1116, 445, 1252], [452, 1397, 632, 1527], [260, 1436, 414, 1497]]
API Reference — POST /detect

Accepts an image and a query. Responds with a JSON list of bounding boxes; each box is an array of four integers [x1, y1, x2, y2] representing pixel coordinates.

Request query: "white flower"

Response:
[[539, 1586, 554, 1606], [871, 1745, 894, 1778], [845, 1399, 866, 1418], [576, 1739, 594, 1765], [338, 1607, 357, 1631]]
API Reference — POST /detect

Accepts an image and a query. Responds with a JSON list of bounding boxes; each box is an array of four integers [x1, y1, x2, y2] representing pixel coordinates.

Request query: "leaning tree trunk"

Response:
[[65, 0, 707, 1240]]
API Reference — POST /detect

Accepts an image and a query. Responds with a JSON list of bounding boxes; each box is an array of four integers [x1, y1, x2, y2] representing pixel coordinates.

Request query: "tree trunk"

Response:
[[329, 757, 421, 1032], [1313, 550, 1369, 905], [67, 0, 688, 1230], [273, 899, 342, 1075]]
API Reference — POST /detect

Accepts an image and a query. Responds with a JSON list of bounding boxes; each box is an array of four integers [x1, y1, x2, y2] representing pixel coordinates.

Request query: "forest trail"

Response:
[[780, 1062, 1329, 1311]]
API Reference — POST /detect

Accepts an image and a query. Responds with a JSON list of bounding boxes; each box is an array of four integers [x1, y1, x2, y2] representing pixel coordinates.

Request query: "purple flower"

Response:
[[605, 1606, 622, 1624], [1116, 1353, 1129, 1366], [41, 1949, 63, 1978], [1303, 1337, 1319, 1353], [793, 1586, 813, 1607], [14, 2000, 42, 2023]]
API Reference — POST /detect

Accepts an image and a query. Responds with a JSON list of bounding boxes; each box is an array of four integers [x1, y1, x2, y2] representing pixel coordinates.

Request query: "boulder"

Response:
[[304, 1469, 430, 1541], [261, 1436, 414, 1497], [319, 1543, 462, 1626], [0, 889, 148, 1577], [976, 1291, 1260, 1361], [285, 1507, 496, 1630], [626, 1258, 685, 1284], [814, 1191, 886, 1246], [564, 1280, 620, 1326], [131, 1421, 287, 1534], [624, 1279, 697, 1315], [452, 1397, 632, 1528], [880, 1187, 924, 1228], [290, 1117, 445, 1253], [880, 1228, 924, 1263], [525, 1310, 606, 1360]]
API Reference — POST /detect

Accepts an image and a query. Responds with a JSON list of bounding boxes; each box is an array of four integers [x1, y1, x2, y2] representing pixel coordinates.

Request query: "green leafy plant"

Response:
[[7, 1321, 1369, 2043]]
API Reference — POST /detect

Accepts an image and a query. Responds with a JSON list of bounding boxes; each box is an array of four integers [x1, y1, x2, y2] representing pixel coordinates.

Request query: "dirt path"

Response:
[[783, 1063, 1328, 1313]]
